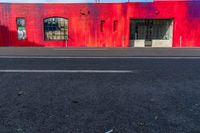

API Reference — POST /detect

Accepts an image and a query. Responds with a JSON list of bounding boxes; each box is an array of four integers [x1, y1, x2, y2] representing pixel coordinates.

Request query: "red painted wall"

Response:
[[0, 1, 200, 47]]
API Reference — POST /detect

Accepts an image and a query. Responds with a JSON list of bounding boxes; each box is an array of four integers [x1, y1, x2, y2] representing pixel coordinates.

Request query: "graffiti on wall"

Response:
[[17, 18, 26, 40]]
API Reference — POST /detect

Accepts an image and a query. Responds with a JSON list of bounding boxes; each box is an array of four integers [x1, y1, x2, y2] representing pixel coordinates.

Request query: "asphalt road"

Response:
[[0, 48, 200, 133]]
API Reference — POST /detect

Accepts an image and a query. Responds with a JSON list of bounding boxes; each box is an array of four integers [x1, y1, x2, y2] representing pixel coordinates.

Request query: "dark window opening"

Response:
[[130, 19, 172, 40], [44, 17, 68, 41], [17, 18, 26, 40], [101, 20, 105, 32], [113, 20, 118, 32]]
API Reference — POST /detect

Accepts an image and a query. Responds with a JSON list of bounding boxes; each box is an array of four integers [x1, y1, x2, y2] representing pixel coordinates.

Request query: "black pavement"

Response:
[[0, 48, 200, 133]]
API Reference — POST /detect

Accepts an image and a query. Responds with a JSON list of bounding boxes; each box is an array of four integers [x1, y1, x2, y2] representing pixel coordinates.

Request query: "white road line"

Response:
[[0, 70, 133, 73], [0, 56, 200, 59]]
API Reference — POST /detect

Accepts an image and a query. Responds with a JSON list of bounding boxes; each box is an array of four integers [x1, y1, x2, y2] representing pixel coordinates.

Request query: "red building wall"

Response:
[[0, 1, 200, 47]]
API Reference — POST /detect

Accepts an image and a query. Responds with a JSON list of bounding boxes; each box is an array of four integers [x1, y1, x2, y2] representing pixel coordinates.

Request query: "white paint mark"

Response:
[[0, 70, 133, 73], [105, 129, 113, 133]]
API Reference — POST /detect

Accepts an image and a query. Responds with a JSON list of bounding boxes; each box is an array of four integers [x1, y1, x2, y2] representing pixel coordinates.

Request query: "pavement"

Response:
[[0, 48, 200, 133]]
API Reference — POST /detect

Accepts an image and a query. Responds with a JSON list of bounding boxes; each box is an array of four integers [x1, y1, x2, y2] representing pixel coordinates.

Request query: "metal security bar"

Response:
[[130, 19, 172, 40], [44, 18, 68, 41]]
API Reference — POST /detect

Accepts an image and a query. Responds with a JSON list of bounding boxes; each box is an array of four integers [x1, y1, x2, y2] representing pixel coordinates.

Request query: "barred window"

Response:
[[44, 18, 68, 40], [130, 19, 172, 40]]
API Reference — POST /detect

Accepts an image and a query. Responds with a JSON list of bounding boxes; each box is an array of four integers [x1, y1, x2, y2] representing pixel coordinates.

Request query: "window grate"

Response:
[[44, 18, 68, 41]]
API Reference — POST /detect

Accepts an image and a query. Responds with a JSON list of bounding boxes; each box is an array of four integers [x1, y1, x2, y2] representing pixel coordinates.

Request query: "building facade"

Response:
[[0, 1, 200, 47]]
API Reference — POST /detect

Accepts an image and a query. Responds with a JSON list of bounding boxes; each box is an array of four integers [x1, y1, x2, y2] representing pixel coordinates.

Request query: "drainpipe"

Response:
[[122, 35, 125, 47], [65, 40, 68, 47], [180, 36, 182, 48]]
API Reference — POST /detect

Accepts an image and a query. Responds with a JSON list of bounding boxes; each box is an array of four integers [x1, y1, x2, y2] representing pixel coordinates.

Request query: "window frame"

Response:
[[43, 17, 69, 41]]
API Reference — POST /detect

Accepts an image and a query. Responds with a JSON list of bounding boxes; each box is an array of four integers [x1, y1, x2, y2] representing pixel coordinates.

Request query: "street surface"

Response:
[[0, 48, 200, 133]]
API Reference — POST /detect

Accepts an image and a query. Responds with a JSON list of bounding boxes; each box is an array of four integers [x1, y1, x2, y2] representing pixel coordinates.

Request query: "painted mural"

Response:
[[0, 1, 200, 47]]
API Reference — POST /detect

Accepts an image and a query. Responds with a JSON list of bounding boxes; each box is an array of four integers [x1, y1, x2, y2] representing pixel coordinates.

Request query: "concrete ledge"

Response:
[[152, 40, 172, 47], [133, 40, 145, 47]]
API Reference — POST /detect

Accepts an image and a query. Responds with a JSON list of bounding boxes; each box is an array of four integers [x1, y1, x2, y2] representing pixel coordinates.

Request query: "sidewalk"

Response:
[[0, 47, 200, 57]]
